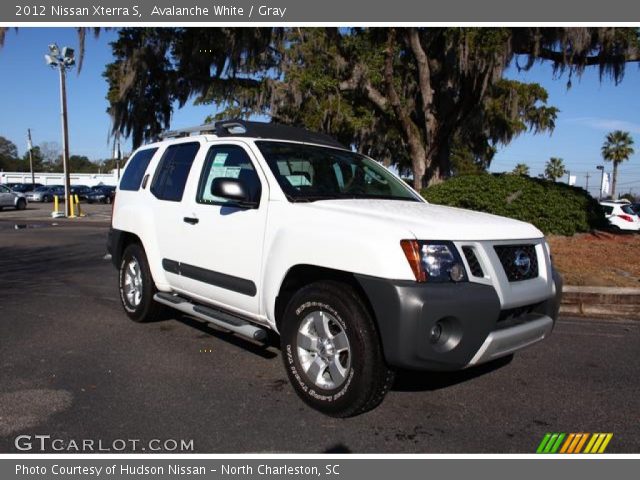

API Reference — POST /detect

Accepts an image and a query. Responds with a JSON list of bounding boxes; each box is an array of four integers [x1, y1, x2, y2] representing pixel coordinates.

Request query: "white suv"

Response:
[[600, 201, 640, 232], [108, 121, 562, 417]]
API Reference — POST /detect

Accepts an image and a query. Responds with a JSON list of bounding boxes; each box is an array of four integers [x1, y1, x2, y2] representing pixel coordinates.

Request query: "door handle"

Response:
[[183, 217, 199, 225]]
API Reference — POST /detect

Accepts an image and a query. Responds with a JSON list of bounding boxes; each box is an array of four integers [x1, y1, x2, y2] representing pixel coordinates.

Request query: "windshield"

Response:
[[256, 141, 420, 202]]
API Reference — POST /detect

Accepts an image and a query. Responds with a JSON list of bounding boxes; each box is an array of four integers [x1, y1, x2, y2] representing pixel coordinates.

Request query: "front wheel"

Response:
[[16, 199, 26, 210], [118, 243, 165, 323], [280, 281, 394, 417]]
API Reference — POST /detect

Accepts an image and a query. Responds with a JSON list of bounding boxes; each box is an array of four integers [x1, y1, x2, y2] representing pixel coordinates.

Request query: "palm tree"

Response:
[[512, 163, 530, 176], [601, 130, 635, 198], [544, 157, 566, 182]]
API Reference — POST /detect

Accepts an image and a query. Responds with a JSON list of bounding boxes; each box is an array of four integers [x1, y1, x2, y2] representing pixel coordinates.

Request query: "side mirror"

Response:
[[210, 177, 258, 208]]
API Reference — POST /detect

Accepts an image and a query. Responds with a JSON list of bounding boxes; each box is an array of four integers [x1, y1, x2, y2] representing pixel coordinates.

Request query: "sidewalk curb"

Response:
[[561, 285, 640, 319]]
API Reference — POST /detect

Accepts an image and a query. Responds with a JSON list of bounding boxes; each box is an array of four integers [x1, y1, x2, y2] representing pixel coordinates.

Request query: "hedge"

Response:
[[421, 173, 607, 236]]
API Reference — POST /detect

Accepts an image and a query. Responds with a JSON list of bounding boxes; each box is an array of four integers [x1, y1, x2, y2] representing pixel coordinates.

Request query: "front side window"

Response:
[[256, 141, 419, 202], [151, 142, 200, 202], [196, 145, 261, 206]]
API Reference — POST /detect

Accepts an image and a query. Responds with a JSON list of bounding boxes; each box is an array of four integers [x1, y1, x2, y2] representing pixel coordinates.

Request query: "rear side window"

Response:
[[119, 148, 158, 191], [621, 205, 636, 215], [150, 142, 200, 202]]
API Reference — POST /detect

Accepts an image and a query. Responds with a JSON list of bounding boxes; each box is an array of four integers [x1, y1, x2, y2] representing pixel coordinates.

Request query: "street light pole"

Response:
[[45, 43, 75, 217], [27, 128, 35, 187], [596, 165, 605, 201], [58, 65, 72, 217]]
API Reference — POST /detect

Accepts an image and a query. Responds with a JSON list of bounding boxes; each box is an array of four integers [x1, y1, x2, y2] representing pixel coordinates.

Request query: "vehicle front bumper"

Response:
[[355, 270, 562, 371]]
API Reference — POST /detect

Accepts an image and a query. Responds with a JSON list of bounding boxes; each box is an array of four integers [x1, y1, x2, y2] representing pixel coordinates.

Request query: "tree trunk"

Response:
[[611, 162, 618, 199]]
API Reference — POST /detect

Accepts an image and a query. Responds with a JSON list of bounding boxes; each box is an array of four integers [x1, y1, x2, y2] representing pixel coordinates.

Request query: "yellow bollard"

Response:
[[68, 193, 76, 218], [53, 195, 59, 214], [75, 194, 85, 217]]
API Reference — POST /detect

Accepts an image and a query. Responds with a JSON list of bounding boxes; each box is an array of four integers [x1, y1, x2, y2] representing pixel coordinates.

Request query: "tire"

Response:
[[43, 195, 51, 203], [280, 281, 394, 417], [118, 243, 166, 323], [16, 199, 26, 210]]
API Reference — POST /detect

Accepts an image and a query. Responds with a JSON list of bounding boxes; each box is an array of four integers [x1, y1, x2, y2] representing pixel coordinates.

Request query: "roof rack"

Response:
[[158, 119, 345, 149]]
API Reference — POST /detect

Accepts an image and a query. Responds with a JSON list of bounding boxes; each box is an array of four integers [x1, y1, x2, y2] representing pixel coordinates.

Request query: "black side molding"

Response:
[[162, 258, 257, 297]]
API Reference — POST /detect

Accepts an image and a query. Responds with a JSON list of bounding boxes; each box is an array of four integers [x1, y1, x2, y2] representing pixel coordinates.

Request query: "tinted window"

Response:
[[197, 145, 261, 206], [621, 205, 637, 215], [601, 205, 614, 215], [120, 148, 158, 191], [151, 143, 200, 202]]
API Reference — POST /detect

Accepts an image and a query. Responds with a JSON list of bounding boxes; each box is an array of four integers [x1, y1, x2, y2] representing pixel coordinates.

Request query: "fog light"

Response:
[[429, 322, 443, 344]]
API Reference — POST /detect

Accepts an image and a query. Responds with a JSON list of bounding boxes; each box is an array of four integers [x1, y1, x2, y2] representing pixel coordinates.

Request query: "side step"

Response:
[[154, 292, 268, 343]]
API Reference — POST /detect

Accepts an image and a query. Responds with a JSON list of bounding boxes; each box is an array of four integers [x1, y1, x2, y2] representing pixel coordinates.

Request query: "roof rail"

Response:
[[158, 119, 345, 149]]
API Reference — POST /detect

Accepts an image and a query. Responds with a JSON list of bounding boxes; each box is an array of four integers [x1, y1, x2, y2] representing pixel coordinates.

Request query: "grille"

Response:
[[462, 247, 484, 277], [496, 302, 542, 329], [494, 244, 538, 282]]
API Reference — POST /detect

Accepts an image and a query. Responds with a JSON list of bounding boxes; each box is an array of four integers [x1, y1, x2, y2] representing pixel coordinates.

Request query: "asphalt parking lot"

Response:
[[1, 204, 639, 453]]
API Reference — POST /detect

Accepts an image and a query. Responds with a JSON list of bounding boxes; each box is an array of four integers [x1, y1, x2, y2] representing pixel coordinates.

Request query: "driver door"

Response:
[[174, 142, 269, 319]]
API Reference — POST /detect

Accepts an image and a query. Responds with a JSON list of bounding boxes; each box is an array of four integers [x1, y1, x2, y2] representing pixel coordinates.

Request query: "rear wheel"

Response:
[[280, 281, 394, 417], [118, 243, 166, 323]]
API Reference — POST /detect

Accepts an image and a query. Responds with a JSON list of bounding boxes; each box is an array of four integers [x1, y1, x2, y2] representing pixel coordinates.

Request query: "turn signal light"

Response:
[[400, 240, 427, 282]]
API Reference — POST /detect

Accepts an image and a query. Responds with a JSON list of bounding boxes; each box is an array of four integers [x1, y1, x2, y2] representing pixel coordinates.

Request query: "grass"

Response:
[[548, 232, 640, 288]]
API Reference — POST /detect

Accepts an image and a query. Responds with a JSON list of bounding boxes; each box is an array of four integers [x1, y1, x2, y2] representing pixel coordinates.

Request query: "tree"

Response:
[[4, 27, 640, 186], [601, 130, 635, 198], [0, 136, 18, 159], [544, 157, 566, 181], [512, 163, 530, 176], [39, 141, 62, 171]]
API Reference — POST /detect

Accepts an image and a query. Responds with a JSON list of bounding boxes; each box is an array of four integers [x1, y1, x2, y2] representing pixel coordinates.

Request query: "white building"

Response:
[[0, 170, 119, 187]]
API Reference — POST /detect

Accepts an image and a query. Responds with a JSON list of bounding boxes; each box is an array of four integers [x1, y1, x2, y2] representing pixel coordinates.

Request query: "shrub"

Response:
[[422, 173, 607, 236]]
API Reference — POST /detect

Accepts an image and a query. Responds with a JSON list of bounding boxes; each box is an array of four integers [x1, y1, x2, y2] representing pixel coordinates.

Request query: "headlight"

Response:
[[400, 240, 467, 283]]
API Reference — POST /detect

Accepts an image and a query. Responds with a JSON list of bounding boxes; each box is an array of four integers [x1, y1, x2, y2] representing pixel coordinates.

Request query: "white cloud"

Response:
[[566, 117, 640, 134]]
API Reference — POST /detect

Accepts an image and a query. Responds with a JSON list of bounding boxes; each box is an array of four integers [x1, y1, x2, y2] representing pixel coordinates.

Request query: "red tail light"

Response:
[[618, 214, 634, 222]]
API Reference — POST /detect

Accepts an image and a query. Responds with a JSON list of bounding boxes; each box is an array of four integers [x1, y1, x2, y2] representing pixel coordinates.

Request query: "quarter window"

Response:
[[119, 148, 158, 191]]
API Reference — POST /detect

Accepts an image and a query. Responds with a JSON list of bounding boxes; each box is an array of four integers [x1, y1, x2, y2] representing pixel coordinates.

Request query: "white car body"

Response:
[[108, 122, 562, 415], [600, 201, 640, 232]]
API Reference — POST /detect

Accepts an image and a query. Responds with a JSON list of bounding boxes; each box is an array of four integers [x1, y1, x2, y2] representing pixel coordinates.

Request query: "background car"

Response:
[[26, 185, 65, 203], [0, 184, 27, 210], [86, 185, 116, 204], [9, 183, 44, 193], [70, 185, 92, 200], [600, 201, 640, 232]]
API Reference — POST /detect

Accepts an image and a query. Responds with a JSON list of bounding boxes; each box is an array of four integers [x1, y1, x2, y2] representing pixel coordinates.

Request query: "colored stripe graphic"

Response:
[[537, 433, 613, 454]]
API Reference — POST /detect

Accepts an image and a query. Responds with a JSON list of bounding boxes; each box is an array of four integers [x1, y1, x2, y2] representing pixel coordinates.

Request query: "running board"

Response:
[[153, 292, 267, 342]]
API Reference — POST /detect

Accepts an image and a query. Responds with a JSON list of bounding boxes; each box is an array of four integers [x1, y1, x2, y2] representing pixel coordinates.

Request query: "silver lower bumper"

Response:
[[466, 314, 554, 367]]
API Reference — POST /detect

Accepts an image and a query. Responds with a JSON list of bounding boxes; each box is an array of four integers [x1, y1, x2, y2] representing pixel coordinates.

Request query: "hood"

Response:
[[300, 199, 542, 241]]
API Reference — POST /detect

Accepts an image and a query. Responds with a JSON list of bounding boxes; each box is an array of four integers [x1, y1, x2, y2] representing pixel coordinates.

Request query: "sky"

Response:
[[1, 27, 639, 195]]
